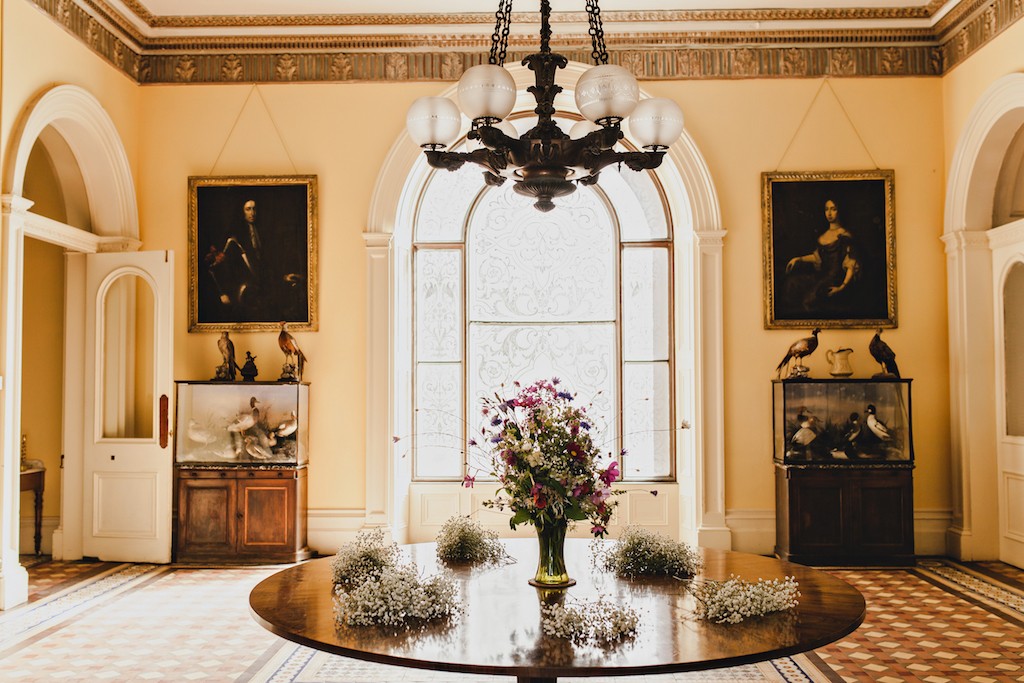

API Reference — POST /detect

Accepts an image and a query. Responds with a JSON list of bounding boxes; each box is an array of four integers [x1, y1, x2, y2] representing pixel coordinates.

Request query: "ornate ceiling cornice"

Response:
[[28, 0, 1024, 84]]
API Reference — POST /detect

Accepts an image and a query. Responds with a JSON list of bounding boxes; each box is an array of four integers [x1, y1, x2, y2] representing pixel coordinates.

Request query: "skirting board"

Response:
[[306, 506, 953, 558], [18, 516, 58, 555], [726, 508, 953, 557]]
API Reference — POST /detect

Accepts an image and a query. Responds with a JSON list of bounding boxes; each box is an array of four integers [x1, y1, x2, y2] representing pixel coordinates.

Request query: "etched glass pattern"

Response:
[[623, 361, 671, 478], [622, 247, 670, 362], [467, 187, 615, 322], [416, 162, 482, 243], [468, 323, 617, 468], [414, 363, 463, 479], [415, 249, 462, 362]]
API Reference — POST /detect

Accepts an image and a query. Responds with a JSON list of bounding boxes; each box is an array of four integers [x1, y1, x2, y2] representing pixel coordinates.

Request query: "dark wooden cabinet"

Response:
[[775, 463, 914, 566], [175, 466, 311, 563]]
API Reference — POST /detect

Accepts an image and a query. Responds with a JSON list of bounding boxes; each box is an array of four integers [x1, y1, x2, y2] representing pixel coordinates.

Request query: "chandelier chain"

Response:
[[489, 0, 514, 65], [585, 0, 609, 64]]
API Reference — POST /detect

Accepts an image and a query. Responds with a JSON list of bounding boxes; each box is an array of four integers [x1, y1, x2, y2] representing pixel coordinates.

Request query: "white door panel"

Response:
[[992, 225, 1024, 569], [83, 251, 173, 562]]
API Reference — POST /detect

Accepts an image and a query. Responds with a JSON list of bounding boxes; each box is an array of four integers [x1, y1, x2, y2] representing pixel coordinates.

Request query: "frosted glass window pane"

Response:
[[415, 363, 463, 479], [623, 362, 671, 479], [601, 164, 669, 241], [468, 323, 617, 465], [415, 164, 482, 243], [622, 247, 670, 361], [1004, 263, 1024, 436], [467, 186, 616, 322], [415, 249, 462, 362]]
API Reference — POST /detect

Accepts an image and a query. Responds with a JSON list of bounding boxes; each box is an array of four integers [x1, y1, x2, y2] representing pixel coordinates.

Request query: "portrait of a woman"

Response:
[[763, 172, 895, 328]]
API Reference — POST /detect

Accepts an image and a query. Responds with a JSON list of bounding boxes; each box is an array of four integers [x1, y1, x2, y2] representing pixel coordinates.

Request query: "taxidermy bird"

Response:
[[775, 328, 821, 378], [243, 435, 273, 460], [865, 404, 892, 441], [217, 331, 237, 380], [278, 322, 307, 379], [791, 412, 819, 448], [275, 410, 298, 438], [839, 412, 862, 459], [187, 419, 217, 446], [868, 328, 900, 377], [227, 397, 261, 433]]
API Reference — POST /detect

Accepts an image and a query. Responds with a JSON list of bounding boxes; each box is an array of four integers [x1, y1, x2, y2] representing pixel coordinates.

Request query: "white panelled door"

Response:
[[992, 223, 1024, 569], [82, 251, 173, 562]]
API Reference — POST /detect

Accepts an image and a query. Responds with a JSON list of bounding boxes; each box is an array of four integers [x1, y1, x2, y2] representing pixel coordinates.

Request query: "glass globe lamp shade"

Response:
[[574, 64, 639, 124], [458, 64, 517, 123], [627, 97, 685, 150], [406, 97, 462, 149], [569, 119, 602, 140], [466, 120, 519, 152]]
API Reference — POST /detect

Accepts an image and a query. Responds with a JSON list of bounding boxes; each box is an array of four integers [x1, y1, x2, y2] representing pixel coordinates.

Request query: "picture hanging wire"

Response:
[[207, 84, 299, 175], [773, 78, 880, 171]]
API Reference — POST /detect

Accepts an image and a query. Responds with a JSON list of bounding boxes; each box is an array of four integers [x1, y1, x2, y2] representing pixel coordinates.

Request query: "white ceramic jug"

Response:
[[825, 348, 854, 377]]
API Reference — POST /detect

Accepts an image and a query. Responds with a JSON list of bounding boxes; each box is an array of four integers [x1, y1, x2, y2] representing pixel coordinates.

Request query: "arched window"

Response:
[[412, 115, 674, 483]]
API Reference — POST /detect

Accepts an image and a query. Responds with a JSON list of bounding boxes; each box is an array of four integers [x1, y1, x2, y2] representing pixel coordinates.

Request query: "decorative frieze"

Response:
[[24, 0, 1024, 84]]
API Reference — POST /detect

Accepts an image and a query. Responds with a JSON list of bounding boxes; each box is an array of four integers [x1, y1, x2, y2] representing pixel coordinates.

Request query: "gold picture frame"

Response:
[[762, 169, 896, 329], [189, 175, 318, 332]]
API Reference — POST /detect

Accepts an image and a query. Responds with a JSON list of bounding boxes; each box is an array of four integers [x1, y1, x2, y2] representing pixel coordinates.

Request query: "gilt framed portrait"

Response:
[[762, 169, 896, 329], [188, 175, 318, 332]]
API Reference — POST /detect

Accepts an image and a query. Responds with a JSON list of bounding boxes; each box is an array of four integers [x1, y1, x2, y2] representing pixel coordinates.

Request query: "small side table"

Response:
[[20, 467, 44, 555]]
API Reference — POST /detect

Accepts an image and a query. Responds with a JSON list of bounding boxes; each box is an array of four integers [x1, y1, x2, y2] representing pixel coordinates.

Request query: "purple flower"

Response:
[[462, 474, 475, 488], [552, 377, 561, 385], [468, 438, 478, 447], [556, 391, 573, 401], [490, 415, 502, 426], [490, 435, 502, 443], [581, 421, 591, 430], [392, 435, 401, 443]]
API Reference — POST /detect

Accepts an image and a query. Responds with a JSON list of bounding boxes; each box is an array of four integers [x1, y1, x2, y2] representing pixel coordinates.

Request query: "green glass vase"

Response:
[[529, 519, 576, 588]]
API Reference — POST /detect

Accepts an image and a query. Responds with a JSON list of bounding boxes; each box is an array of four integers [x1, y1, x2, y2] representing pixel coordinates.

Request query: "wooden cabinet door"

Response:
[[177, 475, 236, 557], [236, 471, 296, 557]]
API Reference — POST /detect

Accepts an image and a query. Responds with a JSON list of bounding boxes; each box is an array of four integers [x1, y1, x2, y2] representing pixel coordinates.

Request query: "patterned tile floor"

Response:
[[1, 556, 1022, 682]]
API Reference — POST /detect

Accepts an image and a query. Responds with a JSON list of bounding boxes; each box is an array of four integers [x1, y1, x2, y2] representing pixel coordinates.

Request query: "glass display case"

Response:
[[772, 378, 912, 464], [174, 381, 309, 465]]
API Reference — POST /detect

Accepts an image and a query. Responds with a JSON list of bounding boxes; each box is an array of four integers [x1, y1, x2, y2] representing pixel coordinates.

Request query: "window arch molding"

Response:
[[365, 63, 728, 548]]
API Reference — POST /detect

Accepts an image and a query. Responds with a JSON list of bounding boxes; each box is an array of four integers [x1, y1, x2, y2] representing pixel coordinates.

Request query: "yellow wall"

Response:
[[20, 237, 65, 519], [19, 0, 1024, 537]]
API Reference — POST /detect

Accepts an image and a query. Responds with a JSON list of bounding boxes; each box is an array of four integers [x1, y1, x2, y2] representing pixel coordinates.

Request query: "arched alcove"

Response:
[[943, 72, 1024, 560], [0, 85, 140, 608], [364, 64, 728, 548]]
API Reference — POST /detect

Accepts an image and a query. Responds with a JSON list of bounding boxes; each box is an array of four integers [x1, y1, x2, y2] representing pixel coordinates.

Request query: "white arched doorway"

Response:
[[944, 72, 1024, 564], [0, 85, 173, 608], [363, 64, 727, 548]]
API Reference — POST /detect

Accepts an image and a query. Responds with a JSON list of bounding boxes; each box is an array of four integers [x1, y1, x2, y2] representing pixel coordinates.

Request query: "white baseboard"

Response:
[[724, 508, 954, 557], [306, 508, 367, 555], [19, 516, 59, 555]]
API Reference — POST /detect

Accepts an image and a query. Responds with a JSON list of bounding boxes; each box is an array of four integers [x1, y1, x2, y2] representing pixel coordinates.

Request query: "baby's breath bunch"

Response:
[[686, 575, 800, 624], [595, 527, 703, 579], [334, 564, 459, 628], [541, 597, 639, 647], [435, 515, 512, 565], [330, 527, 400, 589]]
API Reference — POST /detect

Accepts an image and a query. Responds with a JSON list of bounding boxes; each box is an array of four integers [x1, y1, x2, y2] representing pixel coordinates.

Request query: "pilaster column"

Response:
[[363, 232, 394, 529]]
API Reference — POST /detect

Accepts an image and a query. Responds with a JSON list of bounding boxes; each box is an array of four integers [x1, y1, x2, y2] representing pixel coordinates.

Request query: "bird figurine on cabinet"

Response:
[[775, 328, 821, 379], [275, 410, 298, 438], [868, 328, 900, 378], [278, 322, 307, 381], [865, 404, 893, 441], [214, 331, 237, 381]]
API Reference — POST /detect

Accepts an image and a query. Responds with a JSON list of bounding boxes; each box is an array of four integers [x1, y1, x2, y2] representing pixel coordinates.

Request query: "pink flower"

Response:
[[591, 524, 606, 535], [462, 474, 475, 488], [600, 461, 620, 485]]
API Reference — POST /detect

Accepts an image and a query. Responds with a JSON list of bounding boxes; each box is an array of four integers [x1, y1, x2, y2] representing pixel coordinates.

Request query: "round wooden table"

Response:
[[249, 538, 865, 683]]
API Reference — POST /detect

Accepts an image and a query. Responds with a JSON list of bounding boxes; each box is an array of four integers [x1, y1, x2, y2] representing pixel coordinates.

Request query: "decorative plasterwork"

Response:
[[28, 0, 1024, 84]]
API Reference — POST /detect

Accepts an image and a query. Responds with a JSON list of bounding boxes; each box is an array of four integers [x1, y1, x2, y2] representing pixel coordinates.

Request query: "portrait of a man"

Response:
[[762, 170, 895, 329], [189, 175, 318, 331]]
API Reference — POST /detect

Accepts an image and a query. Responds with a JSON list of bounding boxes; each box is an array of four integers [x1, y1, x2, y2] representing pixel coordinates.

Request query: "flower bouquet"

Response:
[[470, 378, 621, 587]]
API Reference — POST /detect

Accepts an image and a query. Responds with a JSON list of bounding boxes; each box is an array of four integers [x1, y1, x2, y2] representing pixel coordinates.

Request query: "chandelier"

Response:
[[405, 0, 685, 212]]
